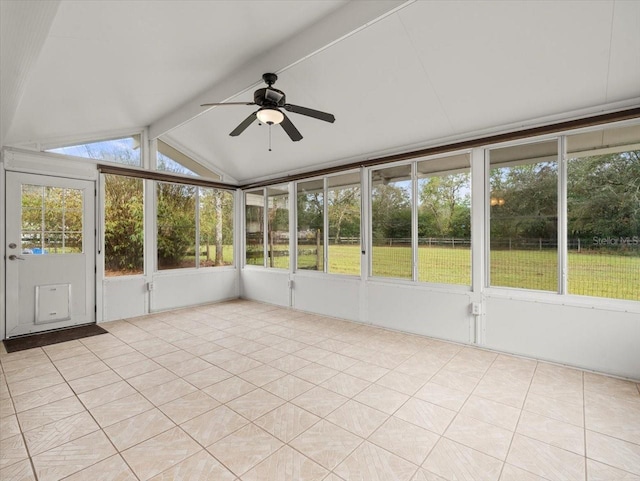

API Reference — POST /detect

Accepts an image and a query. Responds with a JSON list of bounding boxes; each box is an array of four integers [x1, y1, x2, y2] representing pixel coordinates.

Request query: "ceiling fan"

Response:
[[201, 73, 335, 142]]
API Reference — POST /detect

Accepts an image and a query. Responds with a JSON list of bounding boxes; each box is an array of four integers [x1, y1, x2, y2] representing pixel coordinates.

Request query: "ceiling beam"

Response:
[[148, 0, 411, 140]]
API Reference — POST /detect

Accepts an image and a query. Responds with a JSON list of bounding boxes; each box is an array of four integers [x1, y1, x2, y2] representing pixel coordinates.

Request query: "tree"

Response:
[[418, 173, 470, 238], [104, 176, 144, 272], [328, 187, 360, 243], [568, 151, 640, 242], [156, 183, 196, 268], [371, 183, 411, 243]]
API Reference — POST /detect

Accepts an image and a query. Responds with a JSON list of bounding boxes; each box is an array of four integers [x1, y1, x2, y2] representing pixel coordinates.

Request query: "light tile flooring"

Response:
[[1, 299, 639, 481]]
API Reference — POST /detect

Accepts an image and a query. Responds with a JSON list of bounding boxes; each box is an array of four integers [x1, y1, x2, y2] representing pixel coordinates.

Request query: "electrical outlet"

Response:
[[471, 302, 482, 315]]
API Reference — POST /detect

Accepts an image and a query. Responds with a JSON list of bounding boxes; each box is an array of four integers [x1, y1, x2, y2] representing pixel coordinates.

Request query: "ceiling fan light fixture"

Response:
[[257, 108, 284, 125]]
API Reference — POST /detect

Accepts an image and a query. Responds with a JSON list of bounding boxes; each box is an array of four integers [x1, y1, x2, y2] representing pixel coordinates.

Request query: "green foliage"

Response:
[[104, 176, 144, 273], [568, 151, 640, 240], [371, 183, 411, 242], [490, 162, 558, 240], [157, 183, 196, 268], [418, 173, 470, 238]]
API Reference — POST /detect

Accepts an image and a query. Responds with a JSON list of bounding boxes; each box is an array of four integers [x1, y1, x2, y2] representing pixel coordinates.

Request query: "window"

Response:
[[268, 186, 290, 269], [245, 190, 265, 266], [157, 182, 196, 270], [157, 182, 234, 270], [21, 185, 83, 254], [104, 175, 144, 276], [328, 173, 361, 275], [371, 164, 412, 279], [566, 124, 640, 301], [297, 180, 324, 271], [417, 154, 471, 285], [157, 140, 221, 179], [199, 188, 234, 267], [488, 140, 558, 291], [47, 135, 141, 166]]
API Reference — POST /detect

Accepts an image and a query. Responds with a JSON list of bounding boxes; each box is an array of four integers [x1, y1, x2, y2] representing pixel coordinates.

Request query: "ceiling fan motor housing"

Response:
[[254, 87, 286, 107]]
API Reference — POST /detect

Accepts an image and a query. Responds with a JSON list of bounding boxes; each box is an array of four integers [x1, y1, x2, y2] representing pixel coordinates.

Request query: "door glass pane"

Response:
[[417, 154, 471, 285], [267, 185, 290, 269], [245, 191, 265, 266], [21, 185, 84, 254], [489, 140, 558, 291], [567, 124, 640, 301], [371, 164, 412, 279], [104, 174, 144, 276], [328, 173, 360, 275], [297, 180, 324, 271], [199, 188, 234, 267], [156, 182, 196, 270]]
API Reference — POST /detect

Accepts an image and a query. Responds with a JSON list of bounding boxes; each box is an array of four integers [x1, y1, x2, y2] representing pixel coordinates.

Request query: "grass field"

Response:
[[149, 244, 639, 301], [302, 245, 640, 301]]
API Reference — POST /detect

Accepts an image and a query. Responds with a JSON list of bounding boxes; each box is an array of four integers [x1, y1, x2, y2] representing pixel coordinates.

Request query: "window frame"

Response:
[[293, 170, 363, 277], [155, 180, 235, 273], [368, 151, 473, 289]]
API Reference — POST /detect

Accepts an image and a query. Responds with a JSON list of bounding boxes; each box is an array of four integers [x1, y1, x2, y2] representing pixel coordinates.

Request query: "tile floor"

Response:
[[1, 299, 639, 481]]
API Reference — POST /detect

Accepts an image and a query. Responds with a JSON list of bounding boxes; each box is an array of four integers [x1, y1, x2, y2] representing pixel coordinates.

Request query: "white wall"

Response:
[[293, 273, 361, 322], [485, 296, 640, 380], [151, 268, 238, 313], [241, 268, 290, 307], [242, 271, 640, 379], [367, 282, 473, 343], [102, 277, 148, 322]]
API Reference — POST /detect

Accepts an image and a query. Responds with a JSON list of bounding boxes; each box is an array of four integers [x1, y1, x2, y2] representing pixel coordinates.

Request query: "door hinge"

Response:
[[94, 305, 97, 313]]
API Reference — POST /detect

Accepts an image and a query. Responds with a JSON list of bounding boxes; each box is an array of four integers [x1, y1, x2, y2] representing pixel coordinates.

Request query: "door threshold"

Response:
[[3, 323, 108, 353]]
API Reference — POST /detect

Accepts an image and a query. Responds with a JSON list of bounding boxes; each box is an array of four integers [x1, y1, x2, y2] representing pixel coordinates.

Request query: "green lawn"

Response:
[[301, 245, 640, 301], [197, 244, 639, 301]]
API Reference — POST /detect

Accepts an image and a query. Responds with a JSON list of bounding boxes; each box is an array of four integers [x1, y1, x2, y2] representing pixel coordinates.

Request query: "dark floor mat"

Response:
[[3, 324, 108, 353]]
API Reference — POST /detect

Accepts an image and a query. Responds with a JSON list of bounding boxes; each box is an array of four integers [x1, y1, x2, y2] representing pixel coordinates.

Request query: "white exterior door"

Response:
[[5, 172, 95, 337]]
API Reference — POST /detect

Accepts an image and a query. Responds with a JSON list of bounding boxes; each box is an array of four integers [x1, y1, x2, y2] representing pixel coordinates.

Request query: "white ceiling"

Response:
[[2, 0, 639, 184]]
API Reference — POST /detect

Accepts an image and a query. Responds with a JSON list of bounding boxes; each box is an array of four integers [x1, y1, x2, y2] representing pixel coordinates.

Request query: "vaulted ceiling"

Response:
[[2, 0, 639, 184]]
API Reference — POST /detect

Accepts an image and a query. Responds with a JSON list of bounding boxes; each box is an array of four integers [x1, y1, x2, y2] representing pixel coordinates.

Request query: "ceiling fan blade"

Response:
[[264, 88, 284, 104], [230, 111, 258, 136], [201, 102, 255, 107], [280, 113, 303, 142], [283, 104, 335, 123]]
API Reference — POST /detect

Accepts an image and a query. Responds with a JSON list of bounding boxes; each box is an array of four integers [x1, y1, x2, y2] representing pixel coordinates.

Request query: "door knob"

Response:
[[8, 255, 25, 261]]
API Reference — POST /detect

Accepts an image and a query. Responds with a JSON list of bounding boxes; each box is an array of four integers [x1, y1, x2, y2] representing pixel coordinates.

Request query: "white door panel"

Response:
[[5, 172, 95, 337]]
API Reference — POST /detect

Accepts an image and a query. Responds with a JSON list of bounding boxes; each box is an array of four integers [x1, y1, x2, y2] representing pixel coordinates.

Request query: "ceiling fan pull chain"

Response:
[[269, 123, 272, 152]]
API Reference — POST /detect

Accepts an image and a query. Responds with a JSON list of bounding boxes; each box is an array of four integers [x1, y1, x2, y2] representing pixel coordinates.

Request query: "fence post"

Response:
[[316, 229, 321, 270], [577, 238, 581, 252], [539, 238, 542, 251], [269, 231, 274, 268]]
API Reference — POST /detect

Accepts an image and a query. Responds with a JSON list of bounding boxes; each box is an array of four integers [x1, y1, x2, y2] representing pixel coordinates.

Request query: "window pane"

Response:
[[489, 140, 558, 291], [328, 173, 360, 275], [157, 182, 196, 270], [104, 175, 144, 276], [417, 154, 471, 285], [157, 140, 221, 179], [47, 135, 141, 166], [371, 165, 412, 279], [297, 180, 324, 271], [21, 185, 83, 255], [245, 191, 264, 266], [268, 185, 289, 269], [567, 125, 640, 301], [199, 188, 234, 267]]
